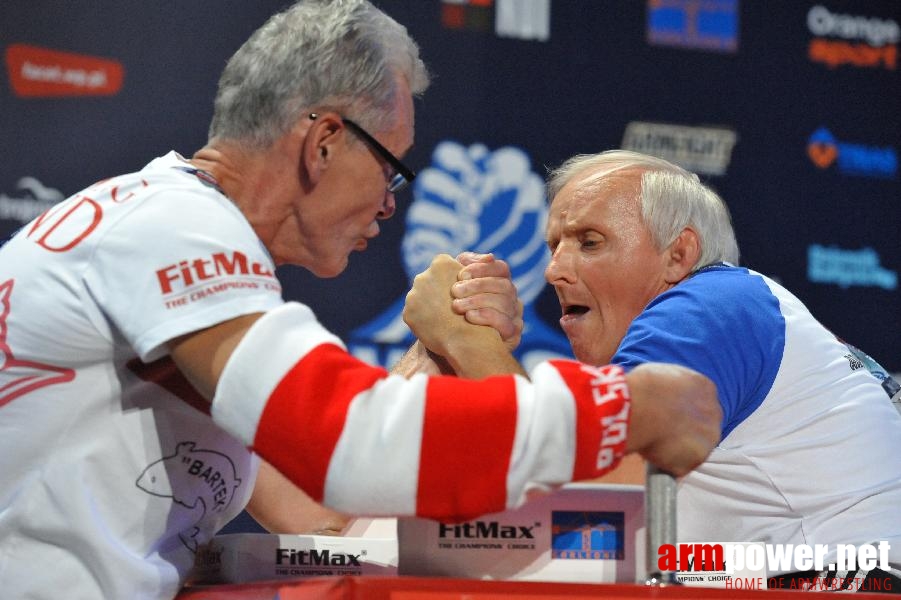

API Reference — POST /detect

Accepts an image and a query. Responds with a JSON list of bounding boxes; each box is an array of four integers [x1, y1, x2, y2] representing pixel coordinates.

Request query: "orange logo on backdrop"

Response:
[[4, 44, 124, 97], [807, 142, 838, 169], [809, 39, 897, 70]]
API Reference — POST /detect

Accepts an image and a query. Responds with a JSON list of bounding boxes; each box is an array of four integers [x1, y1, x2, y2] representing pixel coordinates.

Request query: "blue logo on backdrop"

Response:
[[646, 0, 739, 53], [551, 511, 625, 560], [807, 244, 898, 290], [807, 127, 898, 179], [348, 141, 572, 371]]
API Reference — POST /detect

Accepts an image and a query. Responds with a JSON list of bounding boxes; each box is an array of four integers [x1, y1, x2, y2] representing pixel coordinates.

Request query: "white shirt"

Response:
[[613, 264, 901, 573], [0, 153, 283, 599]]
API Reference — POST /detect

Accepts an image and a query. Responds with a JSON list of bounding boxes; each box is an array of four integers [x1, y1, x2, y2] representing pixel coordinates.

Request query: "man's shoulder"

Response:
[[654, 264, 778, 314], [69, 154, 243, 244], [636, 265, 788, 356]]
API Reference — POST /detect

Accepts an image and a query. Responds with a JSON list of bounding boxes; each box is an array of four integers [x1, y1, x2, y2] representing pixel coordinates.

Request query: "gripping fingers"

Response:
[[457, 255, 511, 281], [455, 302, 523, 350]]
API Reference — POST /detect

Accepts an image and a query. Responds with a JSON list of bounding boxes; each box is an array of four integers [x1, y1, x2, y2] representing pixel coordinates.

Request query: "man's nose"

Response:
[[545, 248, 577, 285], [377, 192, 396, 220]]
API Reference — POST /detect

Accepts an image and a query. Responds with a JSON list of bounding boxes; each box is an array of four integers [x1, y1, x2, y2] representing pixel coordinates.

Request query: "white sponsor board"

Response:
[[398, 483, 644, 583], [189, 533, 398, 584]]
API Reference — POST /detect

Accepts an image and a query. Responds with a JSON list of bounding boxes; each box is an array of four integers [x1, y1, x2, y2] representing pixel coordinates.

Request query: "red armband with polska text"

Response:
[[549, 361, 631, 481]]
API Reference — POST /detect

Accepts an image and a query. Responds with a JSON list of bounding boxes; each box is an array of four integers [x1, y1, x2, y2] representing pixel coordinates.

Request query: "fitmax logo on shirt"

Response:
[[155, 251, 275, 295]]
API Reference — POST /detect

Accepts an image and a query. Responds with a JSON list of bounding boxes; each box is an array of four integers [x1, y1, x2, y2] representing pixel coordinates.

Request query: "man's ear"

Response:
[[664, 227, 701, 284], [300, 113, 344, 186]]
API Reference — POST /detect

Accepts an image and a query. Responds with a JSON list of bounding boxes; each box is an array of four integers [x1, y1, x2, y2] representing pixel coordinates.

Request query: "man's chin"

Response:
[[309, 256, 350, 279], [571, 345, 610, 367]]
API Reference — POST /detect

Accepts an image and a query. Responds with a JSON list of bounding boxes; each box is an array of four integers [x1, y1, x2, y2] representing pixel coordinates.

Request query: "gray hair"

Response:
[[547, 150, 740, 269], [208, 0, 430, 148]]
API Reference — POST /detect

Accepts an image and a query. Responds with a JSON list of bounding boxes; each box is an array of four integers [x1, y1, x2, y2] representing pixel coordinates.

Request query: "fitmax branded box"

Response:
[[188, 487, 765, 588], [397, 483, 646, 583], [189, 532, 398, 584]]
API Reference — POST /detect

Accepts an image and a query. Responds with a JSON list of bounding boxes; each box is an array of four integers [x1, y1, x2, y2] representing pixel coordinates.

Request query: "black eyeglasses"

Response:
[[309, 113, 416, 193]]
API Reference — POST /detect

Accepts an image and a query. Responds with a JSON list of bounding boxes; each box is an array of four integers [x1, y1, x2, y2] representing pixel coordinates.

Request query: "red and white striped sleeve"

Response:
[[212, 302, 630, 521]]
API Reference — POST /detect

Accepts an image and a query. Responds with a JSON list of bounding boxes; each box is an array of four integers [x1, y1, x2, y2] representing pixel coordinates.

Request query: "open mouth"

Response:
[[563, 305, 589, 316]]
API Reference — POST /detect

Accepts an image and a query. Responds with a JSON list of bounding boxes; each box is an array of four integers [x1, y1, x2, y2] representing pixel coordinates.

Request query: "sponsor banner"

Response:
[[0, 177, 65, 225], [5, 44, 124, 97], [190, 533, 398, 584], [807, 5, 899, 70], [441, 0, 494, 33], [621, 121, 738, 176], [646, 0, 739, 53], [807, 244, 898, 291], [496, 0, 551, 41], [807, 127, 897, 179], [441, 0, 550, 41]]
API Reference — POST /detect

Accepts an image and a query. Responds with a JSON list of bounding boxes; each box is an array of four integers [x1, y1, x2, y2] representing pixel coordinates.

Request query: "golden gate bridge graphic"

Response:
[[550, 511, 625, 560]]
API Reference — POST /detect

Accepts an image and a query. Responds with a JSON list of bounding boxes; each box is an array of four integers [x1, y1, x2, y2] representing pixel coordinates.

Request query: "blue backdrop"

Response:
[[2, 1, 898, 393]]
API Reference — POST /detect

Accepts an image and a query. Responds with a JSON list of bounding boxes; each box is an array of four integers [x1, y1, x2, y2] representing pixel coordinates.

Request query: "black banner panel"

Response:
[[2, 2, 897, 386]]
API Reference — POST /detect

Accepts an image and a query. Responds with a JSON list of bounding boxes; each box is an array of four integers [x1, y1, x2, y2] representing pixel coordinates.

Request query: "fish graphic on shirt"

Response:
[[136, 441, 242, 551]]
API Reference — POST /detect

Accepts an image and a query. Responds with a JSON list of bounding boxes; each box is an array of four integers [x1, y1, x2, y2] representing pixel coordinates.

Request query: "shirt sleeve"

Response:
[[82, 187, 284, 361], [612, 270, 785, 438]]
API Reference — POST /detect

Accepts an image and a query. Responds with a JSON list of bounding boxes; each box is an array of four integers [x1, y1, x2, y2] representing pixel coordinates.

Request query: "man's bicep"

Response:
[[168, 312, 264, 401]]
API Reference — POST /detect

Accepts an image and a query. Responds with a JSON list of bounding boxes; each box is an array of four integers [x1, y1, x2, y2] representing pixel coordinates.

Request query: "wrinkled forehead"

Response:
[[551, 165, 645, 212]]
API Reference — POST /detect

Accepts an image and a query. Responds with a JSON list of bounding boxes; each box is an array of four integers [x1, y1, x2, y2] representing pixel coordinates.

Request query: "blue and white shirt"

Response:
[[613, 264, 901, 572]]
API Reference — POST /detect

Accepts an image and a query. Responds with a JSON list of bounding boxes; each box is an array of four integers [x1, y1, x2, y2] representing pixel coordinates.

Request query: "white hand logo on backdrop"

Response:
[[349, 141, 571, 371]]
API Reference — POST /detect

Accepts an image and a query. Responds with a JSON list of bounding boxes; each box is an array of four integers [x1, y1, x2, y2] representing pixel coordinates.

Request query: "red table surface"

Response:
[[177, 576, 894, 600]]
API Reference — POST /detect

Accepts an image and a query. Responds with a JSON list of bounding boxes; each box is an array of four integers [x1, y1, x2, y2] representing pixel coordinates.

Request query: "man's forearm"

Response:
[[393, 337, 526, 380], [442, 332, 527, 379], [391, 340, 454, 377]]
